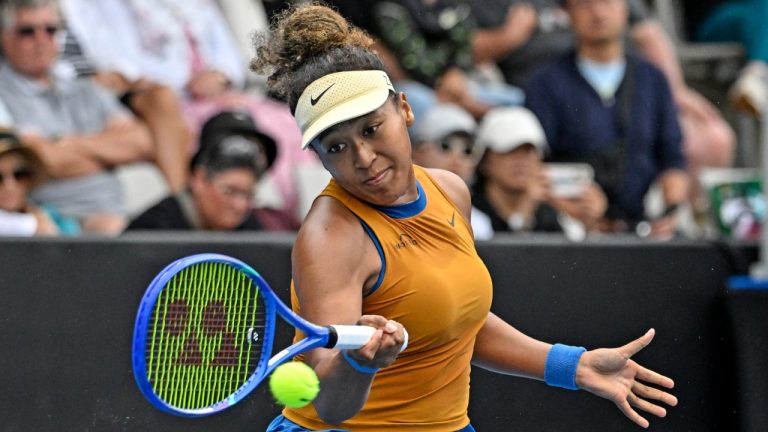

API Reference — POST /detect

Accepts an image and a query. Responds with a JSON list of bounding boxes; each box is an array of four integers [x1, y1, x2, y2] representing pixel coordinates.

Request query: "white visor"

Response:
[[295, 70, 396, 148]]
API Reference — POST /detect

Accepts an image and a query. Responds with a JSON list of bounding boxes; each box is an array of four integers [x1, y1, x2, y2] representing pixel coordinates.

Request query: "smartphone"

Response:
[[544, 163, 594, 198]]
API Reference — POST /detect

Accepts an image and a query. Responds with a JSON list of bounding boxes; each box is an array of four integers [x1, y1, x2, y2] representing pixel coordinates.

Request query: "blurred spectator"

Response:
[[125, 110, 292, 231], [0, 0, 154, 235], [62, 0, 245, 98], [0, 127, 79, 235], [57, 29, 192, 193], [332, 0, 524, 125], [472, 0, 735, 207], [525, 0, 688, 238], [687, 0, 768, 116], [472, 107, 565, 235], [410, 103, 493, 239], [62, 0, 322, 226]]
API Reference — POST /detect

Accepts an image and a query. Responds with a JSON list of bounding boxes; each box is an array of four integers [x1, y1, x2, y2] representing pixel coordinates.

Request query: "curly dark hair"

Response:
[[250, 3, 386, 114]]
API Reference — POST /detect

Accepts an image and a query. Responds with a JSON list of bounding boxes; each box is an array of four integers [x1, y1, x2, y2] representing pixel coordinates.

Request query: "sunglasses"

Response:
[[437, 135, 475, 156], [0, 167, 33, 184], [15, 24, 59, 38]]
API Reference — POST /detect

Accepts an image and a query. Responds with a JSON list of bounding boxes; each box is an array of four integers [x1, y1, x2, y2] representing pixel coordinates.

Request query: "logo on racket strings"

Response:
[[158, 299, 256, 367]]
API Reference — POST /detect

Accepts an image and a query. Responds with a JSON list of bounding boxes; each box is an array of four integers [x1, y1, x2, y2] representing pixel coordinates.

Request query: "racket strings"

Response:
[[145, 262, 266, 410]]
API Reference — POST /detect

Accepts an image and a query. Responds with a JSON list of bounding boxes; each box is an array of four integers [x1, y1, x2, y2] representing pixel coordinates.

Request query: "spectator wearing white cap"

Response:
[[411, 103, 492, 240], [472, 107, 607, 237]]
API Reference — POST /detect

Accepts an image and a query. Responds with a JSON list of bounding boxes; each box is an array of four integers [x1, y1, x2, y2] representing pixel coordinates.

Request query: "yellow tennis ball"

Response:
[[269, 361, 320, 408]]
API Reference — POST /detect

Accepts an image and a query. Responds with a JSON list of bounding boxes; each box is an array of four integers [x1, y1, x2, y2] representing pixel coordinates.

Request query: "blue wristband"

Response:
[[544, 343, 586, 390], [341, 350, 380, 374]]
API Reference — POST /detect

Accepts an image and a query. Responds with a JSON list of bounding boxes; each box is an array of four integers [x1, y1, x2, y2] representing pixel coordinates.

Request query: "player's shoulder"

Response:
[[422, 167, 471, 216], [423, 167, 466, 191], [295, 195, 367, 252]]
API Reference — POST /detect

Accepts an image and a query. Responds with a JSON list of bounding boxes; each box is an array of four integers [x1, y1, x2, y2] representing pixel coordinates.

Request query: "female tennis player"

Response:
[[252, 5, 677, 431]]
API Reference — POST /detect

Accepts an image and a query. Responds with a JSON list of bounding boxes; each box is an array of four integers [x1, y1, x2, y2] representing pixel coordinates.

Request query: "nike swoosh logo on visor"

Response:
[[310, 83, 335, 106]]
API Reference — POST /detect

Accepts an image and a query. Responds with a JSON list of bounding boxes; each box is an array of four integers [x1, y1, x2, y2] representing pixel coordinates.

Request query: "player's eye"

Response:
[[362, 124, 379, 137], [327, 142, 346, 154]]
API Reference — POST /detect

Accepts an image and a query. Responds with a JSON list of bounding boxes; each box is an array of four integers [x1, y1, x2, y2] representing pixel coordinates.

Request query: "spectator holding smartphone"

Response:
[[472, 107, 607, 239], [525, 0, 688, 239]]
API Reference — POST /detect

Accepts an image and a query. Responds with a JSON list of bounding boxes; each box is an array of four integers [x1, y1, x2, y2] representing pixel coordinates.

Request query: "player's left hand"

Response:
[[575, 329, 678, 428]]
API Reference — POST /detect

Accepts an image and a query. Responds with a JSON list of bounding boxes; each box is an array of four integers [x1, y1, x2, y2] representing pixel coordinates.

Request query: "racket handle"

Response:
[[329, 325, 409, 352]]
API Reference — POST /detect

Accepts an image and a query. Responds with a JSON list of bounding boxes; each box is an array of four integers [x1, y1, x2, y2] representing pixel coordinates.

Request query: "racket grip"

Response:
[[329, 325, 409, 352]]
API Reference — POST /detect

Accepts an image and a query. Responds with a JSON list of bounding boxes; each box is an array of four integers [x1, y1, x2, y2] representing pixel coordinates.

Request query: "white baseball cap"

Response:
[[412, 103, 477, 143], [295, 70, 396, 148], [476, 107, 547, 155]]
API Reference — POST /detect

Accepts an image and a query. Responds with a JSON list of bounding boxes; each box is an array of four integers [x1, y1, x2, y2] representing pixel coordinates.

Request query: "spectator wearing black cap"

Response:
[[124, 111, 285, 231]]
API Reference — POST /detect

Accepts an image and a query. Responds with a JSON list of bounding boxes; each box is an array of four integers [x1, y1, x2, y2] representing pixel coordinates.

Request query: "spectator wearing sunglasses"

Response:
[[0, 0, 155, 235], [411, 103, 493, 240], [60, 0, 322, 228], [124, 111, 288, 232], [0, 127, 79, 235]]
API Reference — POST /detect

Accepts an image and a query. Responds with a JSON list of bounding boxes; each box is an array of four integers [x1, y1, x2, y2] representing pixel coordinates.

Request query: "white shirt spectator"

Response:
[[61, 0, 245, 93]]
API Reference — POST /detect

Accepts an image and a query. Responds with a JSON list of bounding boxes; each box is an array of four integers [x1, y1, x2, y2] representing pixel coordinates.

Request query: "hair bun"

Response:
[[277, 5, 372, 73], [281, 6, 347, 63], [251, 4, 383, 109]]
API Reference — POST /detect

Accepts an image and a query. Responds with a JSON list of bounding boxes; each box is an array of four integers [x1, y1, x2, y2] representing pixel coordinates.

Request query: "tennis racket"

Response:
[[132, 253, 408, 417]]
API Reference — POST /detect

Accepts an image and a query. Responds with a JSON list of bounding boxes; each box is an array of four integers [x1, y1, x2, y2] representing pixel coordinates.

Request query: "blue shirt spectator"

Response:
[[525, 51, 685, 223]]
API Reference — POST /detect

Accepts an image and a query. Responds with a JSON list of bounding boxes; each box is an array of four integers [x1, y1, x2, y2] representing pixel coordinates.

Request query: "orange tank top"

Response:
[[284, 166, 493, 431]]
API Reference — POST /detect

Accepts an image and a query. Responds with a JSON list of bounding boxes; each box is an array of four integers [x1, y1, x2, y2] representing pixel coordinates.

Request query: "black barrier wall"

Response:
[[0, 234, 758, 431]]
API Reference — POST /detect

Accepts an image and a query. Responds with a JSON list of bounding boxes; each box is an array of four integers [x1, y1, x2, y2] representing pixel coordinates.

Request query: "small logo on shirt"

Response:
[[310, 83, 335, 105], [394, 233, 418, 250], [448, 211, 456, 227]]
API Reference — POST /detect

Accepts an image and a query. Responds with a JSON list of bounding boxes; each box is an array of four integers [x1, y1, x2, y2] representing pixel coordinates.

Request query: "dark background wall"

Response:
[[0, 234, 762, 431]]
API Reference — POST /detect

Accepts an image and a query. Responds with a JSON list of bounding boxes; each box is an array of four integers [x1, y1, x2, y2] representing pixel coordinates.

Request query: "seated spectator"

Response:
[[410, 103, 493, 240], [0, 0, 154, 235], [688, 0, 768, 116], [57, 29, 192, 193], [332, 0, 524, 125], [525, 0, 688, 239], [125, 111, 290, 231], [472, 106, 607, 239], [472, 0, 734, 208], [0, 127, 79, 236], [62, 0, 322, 226]]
